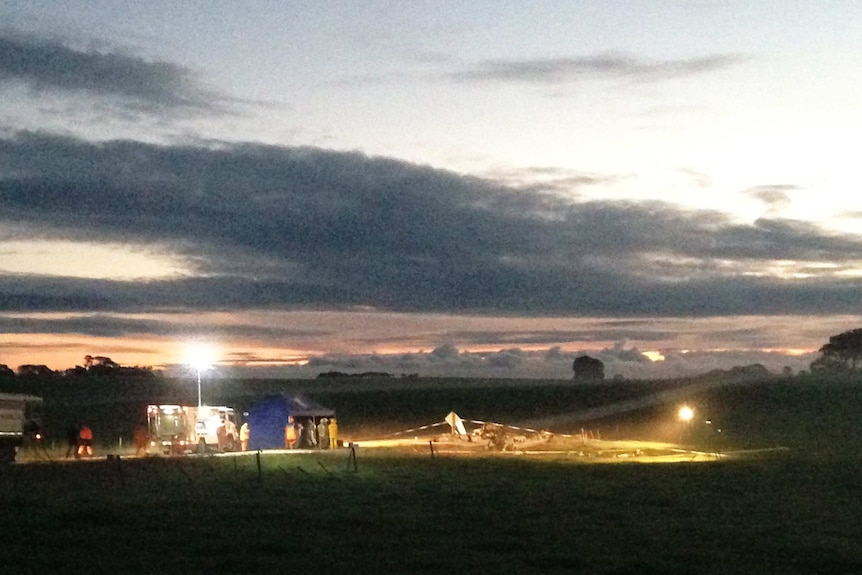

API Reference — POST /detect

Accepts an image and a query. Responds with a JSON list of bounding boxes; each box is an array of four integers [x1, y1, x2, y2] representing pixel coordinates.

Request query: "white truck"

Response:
[[192, 405, 239, 452], [0, 393, 44, 463], [146, 404, 239, 454]]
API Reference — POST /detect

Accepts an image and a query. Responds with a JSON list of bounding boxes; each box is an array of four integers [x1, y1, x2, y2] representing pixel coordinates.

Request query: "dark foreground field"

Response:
[[5, 374, 862, 573], [3, 449, 862, 575]]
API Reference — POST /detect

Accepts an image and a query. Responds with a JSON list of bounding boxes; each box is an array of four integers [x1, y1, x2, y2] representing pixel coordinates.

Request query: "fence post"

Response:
[[347, 445, 358, 473], [256, 450, 262, 481], [113, 454, 126, 487]]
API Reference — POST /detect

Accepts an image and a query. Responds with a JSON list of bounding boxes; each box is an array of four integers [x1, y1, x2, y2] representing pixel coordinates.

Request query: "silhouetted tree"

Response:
[[85, 356, 119, 371], [812, 328, 862, 373], [0, 364, 14, 378], [62, 366, 88, 377], [810, 353, 848, 373], [573, 355, 604, 381], [17, 364, 55, 377], [727, 363, 771, 379], [63, 356, 156, 378]]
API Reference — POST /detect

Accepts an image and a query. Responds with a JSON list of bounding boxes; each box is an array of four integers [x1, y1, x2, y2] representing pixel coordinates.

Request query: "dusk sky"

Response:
[[2, 1, 862, 379]]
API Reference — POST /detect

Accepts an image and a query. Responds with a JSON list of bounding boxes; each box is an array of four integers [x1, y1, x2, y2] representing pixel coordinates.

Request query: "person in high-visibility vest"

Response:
[[240, 422, 250, 452], [328, 417, 338, 449], [77, 425, 94, 457], [284, 416, 297, 449]]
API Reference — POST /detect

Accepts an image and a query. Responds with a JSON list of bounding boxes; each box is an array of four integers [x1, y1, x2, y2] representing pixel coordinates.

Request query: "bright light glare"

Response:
[[642, 350, 665, 362], [186, 343, 214, 372], [678, 405, 694, 422]]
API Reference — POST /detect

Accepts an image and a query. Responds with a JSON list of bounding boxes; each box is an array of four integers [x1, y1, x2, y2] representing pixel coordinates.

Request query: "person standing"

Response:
[[65, 424, 79, 459], [317, 418, 329, 450], [295, 419, 305, 449], [240, 422, 250, 452], [133, 422, 149, 457], [284, 416, 297, 449], [306, 418, 317, 448], [77, 425, 94, 457], [216, 422, 227, 451], [328, 417, 338, 449]]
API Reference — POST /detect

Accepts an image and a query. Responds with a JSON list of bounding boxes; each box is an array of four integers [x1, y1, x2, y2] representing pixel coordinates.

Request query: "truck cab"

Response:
[[147, 404, 194, 455], [0, 393, 44, 463]]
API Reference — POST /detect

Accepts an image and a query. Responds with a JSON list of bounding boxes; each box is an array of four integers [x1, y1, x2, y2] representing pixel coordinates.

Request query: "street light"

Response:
[[186, 344, 213, 407]]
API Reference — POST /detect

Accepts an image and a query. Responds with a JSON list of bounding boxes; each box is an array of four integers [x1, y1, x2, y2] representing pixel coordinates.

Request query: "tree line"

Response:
[[2, 328, 861, 381], [0, 355, 157, 380], [573, 327, 862, 381]]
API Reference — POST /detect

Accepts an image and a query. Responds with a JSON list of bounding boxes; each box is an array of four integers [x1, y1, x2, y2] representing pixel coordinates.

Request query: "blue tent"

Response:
[[246, 394, 336, 450]]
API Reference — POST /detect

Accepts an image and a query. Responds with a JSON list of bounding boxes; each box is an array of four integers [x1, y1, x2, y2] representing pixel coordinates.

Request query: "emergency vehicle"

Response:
[[147, 404, 194, 455], [192, 405, 239, 452], [0, 393, 43, 462], [146, 404, 239, 454]]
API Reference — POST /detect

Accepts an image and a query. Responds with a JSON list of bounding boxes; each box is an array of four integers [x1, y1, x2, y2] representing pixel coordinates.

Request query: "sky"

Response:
[[1, 0, 862, 380]]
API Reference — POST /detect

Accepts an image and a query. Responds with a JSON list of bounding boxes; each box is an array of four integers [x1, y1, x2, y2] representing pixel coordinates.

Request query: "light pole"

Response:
[[196, 367, 203, 408], [186, 344, 213, 408]]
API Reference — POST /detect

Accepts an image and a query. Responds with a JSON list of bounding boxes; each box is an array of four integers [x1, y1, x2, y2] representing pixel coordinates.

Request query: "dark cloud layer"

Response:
[[0, 30, 218, 113], [2, 131, 862, 320], [0, 311, 325, 342], [447, 52, 746, 85]]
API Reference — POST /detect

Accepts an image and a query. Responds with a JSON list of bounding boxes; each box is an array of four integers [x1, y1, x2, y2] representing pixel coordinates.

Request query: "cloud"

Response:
[[0, 311, 328, 341], [306, 346, 533, 376], [743, 185, 796, 215], [599, 341, 652, 364], [3, 131, 862, 318], [482, 165, 622, 197], [0, 30, 223, 114], [446, 52, 747, 85], [287, 343, 817, 380]]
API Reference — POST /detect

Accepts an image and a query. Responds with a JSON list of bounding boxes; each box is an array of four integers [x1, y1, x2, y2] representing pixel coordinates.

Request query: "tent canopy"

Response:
[[246, 394, 335, 450]]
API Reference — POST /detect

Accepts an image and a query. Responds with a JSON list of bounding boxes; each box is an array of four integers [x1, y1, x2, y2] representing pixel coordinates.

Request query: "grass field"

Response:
[[4, 374, 862, 573], [3, 448, 862, 574]]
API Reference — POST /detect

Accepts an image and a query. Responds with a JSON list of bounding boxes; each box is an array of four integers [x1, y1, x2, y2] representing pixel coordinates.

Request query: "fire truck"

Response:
[[147, 404, 239, 454], [0, 393, 43, 463]]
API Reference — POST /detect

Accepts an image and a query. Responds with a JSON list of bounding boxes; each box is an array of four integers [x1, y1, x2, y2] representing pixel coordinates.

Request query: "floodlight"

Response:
[[186, 343, 213, 373], [678, 405, 694, 422]]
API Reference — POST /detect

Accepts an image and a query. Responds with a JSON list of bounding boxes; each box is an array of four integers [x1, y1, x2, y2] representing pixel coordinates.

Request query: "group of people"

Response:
[[123, 415, 336, 455], [284, 416, 338, 450], [65, 424, 94, 458]]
